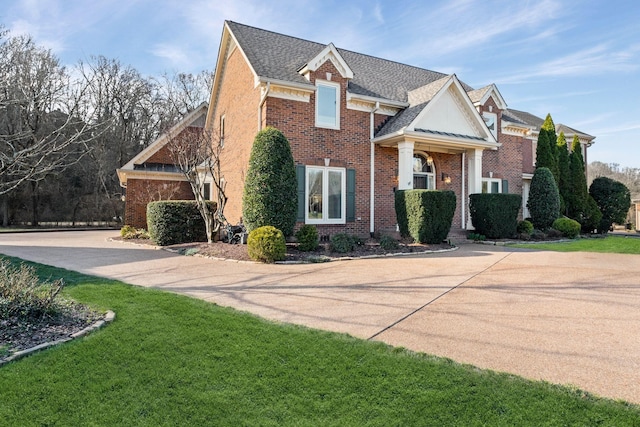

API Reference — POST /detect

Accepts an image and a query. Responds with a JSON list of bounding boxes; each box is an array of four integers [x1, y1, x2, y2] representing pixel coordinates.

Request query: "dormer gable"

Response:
[[409, 75, 497, 144], [468, 83, 507, 111], [298, 43, 354, 80]]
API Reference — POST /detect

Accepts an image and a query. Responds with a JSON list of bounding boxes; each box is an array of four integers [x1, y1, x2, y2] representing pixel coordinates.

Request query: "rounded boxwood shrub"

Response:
[[330, 233, 359, 253], [295, 224, 319, 252], [379, 235, 399, 250], [247, 226, 286, 263], [517, 220, 534, 235], [552, 217, 581, 238], [242, 127, 297, 236]]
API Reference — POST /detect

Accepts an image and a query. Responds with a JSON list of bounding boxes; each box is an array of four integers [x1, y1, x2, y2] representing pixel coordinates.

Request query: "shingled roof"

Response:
[[226, 21, 472, 103], [505, 109, 594, 140]]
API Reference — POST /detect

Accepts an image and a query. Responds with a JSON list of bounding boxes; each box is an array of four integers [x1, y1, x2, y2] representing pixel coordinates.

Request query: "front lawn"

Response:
[[508, 235, 640, 254], [1, 256, 639, 425]]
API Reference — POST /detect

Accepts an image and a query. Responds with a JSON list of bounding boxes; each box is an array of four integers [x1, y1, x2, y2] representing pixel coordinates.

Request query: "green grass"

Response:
[[1, 257, 639, 426], [509, 235, 640, 254]]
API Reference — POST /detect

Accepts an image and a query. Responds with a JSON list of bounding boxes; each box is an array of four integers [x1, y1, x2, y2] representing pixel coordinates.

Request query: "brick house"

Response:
[[119, 21, 595, 237]]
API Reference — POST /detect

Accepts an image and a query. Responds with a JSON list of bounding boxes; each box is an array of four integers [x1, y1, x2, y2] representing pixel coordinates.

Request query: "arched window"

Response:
[[413, 153, 435, 189]]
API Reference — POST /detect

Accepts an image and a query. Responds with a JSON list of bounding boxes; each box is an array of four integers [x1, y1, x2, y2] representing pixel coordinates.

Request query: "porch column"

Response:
[[466, 148, 483, 229], [397, 141, 415, 190]]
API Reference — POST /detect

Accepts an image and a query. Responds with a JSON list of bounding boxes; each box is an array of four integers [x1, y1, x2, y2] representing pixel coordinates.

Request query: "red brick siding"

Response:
[[214, 47, 262, 224], [124, 178, 193, 228]]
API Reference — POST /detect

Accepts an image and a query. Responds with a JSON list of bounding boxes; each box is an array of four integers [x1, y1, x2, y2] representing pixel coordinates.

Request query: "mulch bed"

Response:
[[1, 303, 104, 364], [118, 237, 455, 263]]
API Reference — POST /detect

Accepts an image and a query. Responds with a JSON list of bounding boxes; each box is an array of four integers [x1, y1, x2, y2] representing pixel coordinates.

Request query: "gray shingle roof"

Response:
[[227, 21, 470, 103], [505, 109, 594, 139]]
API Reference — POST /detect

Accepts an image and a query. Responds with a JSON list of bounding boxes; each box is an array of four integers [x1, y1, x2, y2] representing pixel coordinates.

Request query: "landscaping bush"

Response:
[[295, 225, 319, 252], [147, 201, 216, 246], [120, 225, 149, 240], [552, 217, 581, 239], [395, 190, 456, 244], [517, 220, 534, 235], [329, 233, 363, 253], [0, 259, 65, 320], [469, 193, 521, 239], [379, 235, 399, 250], [242, 127, 297, 236], [247, 226, 286, 263], [589, 177, 631, 234], [527, 167, 560, 230]]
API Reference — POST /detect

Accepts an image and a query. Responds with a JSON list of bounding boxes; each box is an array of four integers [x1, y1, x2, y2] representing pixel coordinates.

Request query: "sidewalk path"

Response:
[[1, 230, 639, 404]]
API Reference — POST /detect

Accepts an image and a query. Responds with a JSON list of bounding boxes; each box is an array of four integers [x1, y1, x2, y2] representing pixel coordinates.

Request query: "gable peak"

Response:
[[298, 43, 354, 80]]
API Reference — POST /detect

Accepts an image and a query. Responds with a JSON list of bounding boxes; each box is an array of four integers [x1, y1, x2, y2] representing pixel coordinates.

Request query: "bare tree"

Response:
[[166, 126, 226, 243], [155, 70, 213, 128], [0, 34, 107, 225]]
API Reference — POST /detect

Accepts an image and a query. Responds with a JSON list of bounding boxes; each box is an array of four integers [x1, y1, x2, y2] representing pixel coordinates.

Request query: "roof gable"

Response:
[[121, 103, 208, 171], [409, 76, 495, 142], [467, 84, 507, 110], [299, 43, 353, 79]]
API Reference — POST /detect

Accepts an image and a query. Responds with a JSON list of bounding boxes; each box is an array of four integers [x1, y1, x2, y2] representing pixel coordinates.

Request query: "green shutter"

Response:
[[502, 179, 509, 194], [346, 169, 356, 222], [296, 165, 306, 222]]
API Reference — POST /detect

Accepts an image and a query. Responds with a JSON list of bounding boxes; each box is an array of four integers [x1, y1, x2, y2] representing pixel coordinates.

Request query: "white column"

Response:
[[397, 141, 415, 190], [466, 148, 483, 229]]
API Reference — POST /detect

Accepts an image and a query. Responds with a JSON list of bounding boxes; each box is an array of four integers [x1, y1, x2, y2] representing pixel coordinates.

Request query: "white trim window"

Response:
[[483, 111, 497, 140], [219, 115, 225, 147], [305, 166, 346, 224], [482, 178, 502, 194], [413, 153, 436, 189], [315, 80, 340, 129]]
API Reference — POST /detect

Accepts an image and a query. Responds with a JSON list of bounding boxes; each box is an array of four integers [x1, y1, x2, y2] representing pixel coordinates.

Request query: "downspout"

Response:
[[461, 151, 466, 229], [370, 102, 380, 237], [258, 82, 271, 131]]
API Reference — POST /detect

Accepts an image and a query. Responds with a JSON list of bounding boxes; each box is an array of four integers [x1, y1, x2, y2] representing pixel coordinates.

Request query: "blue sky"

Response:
[[4, 0, 639, 168]]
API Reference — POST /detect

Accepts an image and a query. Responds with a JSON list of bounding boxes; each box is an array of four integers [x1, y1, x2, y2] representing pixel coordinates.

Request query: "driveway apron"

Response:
[[1, 230, 639, 404]]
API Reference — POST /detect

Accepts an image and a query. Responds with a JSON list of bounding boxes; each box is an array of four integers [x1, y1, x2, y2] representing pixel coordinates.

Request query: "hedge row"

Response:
[[395, 190, 456, 244], [147, 201, 216, 246]]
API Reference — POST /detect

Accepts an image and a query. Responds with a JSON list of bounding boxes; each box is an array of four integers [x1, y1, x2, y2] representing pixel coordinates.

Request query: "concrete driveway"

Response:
[[1, 230, 639, 404]]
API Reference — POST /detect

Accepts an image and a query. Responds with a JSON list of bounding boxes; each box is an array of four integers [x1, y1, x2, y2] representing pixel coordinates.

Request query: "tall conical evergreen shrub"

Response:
[[536, 114, 559, 184], [556, 132, 571, 215], [527, 167, 560, 230], [567, 135, 600, 233], [242, 127, 297, 236]]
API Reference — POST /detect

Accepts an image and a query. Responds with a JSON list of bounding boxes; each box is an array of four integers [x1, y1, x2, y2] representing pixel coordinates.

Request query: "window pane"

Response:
[[328, 170, 342, 219], [307, 169, 323, 219], [317, 85, 337, 126], [482, 181, 488, 193], [414, 175, 427, 189], [491, 181, 500, 193]]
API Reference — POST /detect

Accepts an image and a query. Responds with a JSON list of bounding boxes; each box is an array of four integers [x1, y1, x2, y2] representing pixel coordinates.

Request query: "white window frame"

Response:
[[315, 80, 340, 130], [413, 153, 436, 190], [305, 166, 346, 224], [532, 140, 537, 166], [482, 178, 502, 194], [483, 111, 498, 140]]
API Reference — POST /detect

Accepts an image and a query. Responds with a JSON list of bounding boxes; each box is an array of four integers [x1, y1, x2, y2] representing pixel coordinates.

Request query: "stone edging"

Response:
[[0, 311, 115, 367]]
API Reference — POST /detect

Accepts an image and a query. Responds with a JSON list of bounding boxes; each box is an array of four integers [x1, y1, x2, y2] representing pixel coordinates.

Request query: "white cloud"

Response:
[[150, 43, 193, 70]]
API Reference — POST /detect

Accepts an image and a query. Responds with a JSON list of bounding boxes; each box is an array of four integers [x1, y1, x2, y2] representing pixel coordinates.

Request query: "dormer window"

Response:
[[315, 80, 340, 129], [483, 112, 497, 140]]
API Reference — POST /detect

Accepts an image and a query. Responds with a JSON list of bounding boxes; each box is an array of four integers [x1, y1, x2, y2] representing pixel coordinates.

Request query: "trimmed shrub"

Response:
[[242, 127, 297, 236], [589, 177, 631, 234], [469, 193, 521, 239], [330, 233, 362, 254], [247, 226, 286, 263], [581, 195, 603, 234], [527, 167, 560, 230], [517, 220, 534, 235], [552, 217, 581, 238], [295, 224, 319, 252], [395, 190, 456, 244], [147, 201, 216, 246], [379, 235, 399, 251]]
